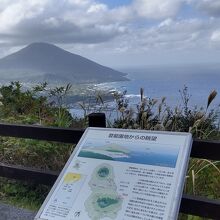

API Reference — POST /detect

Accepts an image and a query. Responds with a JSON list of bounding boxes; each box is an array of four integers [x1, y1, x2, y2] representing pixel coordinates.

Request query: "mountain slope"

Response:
[[0, 42, 128, 83]]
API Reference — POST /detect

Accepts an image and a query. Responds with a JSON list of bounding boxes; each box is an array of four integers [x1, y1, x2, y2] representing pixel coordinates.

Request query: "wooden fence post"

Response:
[[88, 113, 106, 128]]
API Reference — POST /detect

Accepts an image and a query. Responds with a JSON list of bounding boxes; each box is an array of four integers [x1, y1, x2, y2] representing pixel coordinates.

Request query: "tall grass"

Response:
[[113, 86, 219, 138]]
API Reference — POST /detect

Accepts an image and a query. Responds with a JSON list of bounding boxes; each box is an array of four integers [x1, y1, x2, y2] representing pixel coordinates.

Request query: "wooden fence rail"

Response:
[[0, 113, 219, 219]]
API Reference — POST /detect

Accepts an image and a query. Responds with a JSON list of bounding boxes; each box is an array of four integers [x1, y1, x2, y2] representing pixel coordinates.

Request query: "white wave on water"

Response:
[[125, 94, 141, 98]]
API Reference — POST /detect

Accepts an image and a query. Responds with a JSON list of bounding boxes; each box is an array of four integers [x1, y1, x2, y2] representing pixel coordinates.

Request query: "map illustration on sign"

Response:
[[36, 128, 192, 220], [78, 142, 179, 168], [53, 173, 86, 208], [85, 163, 123, 220]]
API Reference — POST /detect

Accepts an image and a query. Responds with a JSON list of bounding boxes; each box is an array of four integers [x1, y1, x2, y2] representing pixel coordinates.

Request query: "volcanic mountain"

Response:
[[0, 42, 128, 83]]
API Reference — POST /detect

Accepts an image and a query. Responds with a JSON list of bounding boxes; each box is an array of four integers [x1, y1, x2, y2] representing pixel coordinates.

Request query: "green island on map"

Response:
[[85, 163, 122, 220]]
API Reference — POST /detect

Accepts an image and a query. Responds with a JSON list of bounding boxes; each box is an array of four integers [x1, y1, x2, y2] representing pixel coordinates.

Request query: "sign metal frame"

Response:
[[35, 127, 192, 220]]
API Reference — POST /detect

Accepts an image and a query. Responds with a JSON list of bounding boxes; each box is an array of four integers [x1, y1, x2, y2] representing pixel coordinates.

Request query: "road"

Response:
[[0, 202, 36, 220]]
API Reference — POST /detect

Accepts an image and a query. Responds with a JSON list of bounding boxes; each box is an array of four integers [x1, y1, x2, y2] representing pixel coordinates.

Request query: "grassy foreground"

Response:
[[0, 82, 219, 219]]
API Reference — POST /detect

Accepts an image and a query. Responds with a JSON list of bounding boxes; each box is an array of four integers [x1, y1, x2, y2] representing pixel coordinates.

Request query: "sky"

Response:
[[0, 0, 220, 67]]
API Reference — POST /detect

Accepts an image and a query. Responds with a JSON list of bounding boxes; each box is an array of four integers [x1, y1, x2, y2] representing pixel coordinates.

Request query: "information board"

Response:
[[35, 128, 192, 220]]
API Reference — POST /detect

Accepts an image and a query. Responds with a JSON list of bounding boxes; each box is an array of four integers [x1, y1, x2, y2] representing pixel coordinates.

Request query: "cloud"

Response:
[[0, 0, 220, 65], [0, 0, 47, 32], [107, 0, 183, 22], [106, 18, 211, 53], [0, 0, 184, 48], [132, 0, 182, 19], [194, 0, 220, 17], [0, 0, 129, 47], [81, 17, 220, 63], [211, 30, 220, 42]]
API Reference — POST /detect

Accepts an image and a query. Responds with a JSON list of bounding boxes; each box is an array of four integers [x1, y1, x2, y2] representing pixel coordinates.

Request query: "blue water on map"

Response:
[[114, 151, 177, 168]]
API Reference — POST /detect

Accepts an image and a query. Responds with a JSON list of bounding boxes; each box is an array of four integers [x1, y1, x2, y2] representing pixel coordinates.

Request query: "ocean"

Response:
[[70, 63, 220, 118]]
